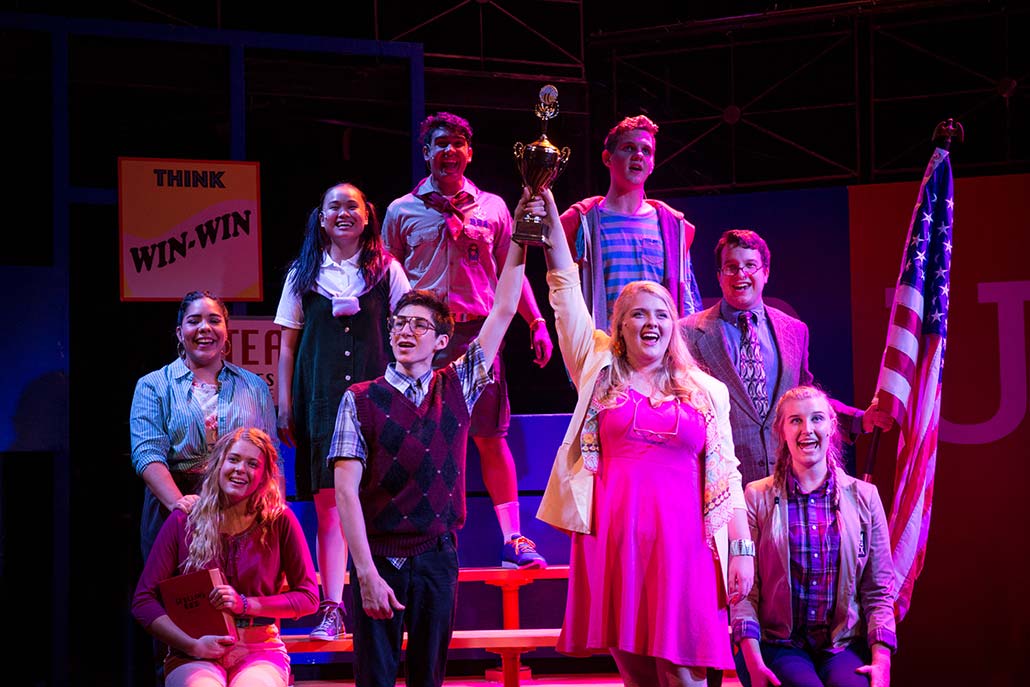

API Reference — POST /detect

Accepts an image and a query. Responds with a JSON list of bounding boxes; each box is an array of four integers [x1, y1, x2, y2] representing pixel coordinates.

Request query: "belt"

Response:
[[453, 313, 485, 323], [234, 616, 276, 628]]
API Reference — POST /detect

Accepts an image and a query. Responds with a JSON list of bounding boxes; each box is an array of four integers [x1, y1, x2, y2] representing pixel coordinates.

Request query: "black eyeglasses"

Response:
[[388, 315, 437, 336], [720, 262, 764, 277]]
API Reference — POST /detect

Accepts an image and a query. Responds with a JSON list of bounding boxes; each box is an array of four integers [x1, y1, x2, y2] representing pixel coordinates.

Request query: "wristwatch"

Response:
[[729, 538, 756, 556]]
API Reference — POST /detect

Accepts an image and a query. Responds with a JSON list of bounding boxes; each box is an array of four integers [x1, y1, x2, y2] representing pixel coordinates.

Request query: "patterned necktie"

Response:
[[405, 379, 423, 405], [737, 312, 769, 418], [418, 190, 475, 240]]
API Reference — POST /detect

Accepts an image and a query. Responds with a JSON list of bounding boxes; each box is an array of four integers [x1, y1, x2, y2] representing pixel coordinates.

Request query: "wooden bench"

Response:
[[285, 565, 569, 686]]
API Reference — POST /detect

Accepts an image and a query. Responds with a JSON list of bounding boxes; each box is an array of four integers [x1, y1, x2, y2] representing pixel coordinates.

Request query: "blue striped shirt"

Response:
[[597, 206, 664, 319], [130, 357, 278, 475]]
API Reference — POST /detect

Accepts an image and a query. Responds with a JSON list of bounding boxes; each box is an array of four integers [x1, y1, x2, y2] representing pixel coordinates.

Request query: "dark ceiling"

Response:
[[6, 0, 1026, 197]]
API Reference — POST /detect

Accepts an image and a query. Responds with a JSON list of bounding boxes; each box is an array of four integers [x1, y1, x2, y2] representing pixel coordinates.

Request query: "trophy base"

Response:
[[512, 217, 552, 248]]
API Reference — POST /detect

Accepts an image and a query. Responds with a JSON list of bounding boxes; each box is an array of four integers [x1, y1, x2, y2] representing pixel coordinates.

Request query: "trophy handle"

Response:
[[513, 142, 525, 157], [556, 147, 572, 176]]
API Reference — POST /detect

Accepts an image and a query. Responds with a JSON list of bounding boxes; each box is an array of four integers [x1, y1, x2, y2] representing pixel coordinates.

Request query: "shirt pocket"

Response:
[[406, 223, 442, 249], [640, 237, 664, 266]]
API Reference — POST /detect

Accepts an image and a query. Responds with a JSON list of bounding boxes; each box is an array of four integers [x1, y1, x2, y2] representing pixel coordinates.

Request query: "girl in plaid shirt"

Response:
[[732, 386, 896, 687]]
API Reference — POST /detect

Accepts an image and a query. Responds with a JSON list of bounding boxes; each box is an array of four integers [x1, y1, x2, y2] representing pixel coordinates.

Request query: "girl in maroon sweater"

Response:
[[133, 428, 319, 687]]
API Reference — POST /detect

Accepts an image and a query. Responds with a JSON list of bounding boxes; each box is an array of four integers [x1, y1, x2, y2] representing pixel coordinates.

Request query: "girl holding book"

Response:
[[132, 427, 319, 687]]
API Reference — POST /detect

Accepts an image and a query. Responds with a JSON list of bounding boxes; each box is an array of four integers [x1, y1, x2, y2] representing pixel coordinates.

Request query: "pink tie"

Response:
[[418, 190, 475, 240]]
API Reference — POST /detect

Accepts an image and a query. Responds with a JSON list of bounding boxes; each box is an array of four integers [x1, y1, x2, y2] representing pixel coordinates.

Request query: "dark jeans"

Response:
[[351, 533, 459, 687], [735, 639, 872, 687]]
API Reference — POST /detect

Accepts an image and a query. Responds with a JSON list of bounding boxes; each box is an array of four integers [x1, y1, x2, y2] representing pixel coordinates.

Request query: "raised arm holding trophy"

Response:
[[513, 84, 571, 248]]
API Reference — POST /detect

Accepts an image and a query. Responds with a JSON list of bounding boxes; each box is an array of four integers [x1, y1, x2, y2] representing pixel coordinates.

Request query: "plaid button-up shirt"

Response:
[[733, 469, 898, 653], [783, 469, 841, 650]]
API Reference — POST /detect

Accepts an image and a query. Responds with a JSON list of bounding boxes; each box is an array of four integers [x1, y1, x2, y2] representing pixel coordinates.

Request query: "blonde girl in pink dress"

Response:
[[532, 189, 754, 687]]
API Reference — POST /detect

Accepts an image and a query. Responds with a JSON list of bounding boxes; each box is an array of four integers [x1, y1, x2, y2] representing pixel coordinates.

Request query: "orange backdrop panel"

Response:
[[849, 173, 1030, 685]]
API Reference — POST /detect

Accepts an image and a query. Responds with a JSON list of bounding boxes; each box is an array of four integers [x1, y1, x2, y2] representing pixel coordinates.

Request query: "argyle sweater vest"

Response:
[[352, 367, 470, 557]]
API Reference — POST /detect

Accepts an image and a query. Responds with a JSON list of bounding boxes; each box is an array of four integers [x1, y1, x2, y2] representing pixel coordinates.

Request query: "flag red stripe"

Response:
[[878, 392, 906, 421], [883, 346, 915, 385], [892, 302, 921, 333]]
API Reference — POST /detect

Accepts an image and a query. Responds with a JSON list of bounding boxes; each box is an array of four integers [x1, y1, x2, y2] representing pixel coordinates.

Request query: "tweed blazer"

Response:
[[680, 302, 860, 486]]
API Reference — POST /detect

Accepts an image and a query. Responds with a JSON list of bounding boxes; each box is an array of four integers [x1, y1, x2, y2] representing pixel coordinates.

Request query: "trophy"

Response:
[[513, 84, 571, 247]]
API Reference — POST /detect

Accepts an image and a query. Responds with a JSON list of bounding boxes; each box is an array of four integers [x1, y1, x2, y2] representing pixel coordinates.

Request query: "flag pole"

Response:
[[860, 427, 881, 483], [860, 118, 963, 484]]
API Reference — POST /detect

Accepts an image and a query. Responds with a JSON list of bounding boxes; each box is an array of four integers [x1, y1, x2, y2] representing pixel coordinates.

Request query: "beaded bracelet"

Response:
[[239, 593, 249, 616]]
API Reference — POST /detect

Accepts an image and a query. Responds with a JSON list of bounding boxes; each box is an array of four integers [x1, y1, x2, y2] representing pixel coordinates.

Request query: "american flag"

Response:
[[873, 146, 953, 621]]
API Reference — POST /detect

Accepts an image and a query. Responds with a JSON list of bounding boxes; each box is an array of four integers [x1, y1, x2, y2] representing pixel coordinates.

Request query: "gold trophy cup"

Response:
[[513, 85, 571, 247]]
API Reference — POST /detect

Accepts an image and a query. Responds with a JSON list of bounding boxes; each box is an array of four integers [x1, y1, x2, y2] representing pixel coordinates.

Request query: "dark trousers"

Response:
[[735, 639, 872, 687], [351, 533, 459, 687]]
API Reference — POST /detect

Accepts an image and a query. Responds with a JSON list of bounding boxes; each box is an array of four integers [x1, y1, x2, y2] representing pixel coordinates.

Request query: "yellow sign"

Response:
[[119, 157, 263, 301]]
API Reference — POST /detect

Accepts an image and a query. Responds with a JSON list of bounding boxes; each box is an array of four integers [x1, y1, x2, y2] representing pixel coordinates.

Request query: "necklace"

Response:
[[630, 392, 680, 444]]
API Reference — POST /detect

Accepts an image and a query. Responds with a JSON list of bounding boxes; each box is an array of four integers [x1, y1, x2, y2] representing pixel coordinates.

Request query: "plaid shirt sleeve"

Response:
[[450, 339, 494, 414], [732, 618, 763, 645], [867, 626, 898, 652], [327, 390, 367, 466]]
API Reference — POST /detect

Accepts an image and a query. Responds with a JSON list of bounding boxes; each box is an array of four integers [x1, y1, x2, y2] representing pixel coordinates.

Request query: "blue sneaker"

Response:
[[308, 603, 343, 640], [501, 534, 547, 569]]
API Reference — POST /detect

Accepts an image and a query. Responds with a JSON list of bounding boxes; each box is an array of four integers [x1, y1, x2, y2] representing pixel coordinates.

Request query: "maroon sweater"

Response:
[[352, 366, 471, 557]]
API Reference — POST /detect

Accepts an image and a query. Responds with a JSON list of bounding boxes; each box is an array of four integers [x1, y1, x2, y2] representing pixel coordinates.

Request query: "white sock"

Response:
[[494, 501, 521, 542]]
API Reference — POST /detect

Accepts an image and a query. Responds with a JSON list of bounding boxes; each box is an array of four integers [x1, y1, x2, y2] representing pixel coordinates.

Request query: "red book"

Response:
[[158, 567, 238, 640]]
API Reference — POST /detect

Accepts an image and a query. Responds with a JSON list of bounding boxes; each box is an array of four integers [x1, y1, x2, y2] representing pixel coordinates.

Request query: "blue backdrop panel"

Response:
[[464, 412, 572, 493], [282, 443, 298, 497], [461, 494, 571, 567], [669, 187, 856, 405]]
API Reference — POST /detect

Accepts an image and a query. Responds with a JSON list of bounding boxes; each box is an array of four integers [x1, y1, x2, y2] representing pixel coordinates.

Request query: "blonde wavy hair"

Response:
[[600, 280, 704, 410], [771, 386, 843, 501], [184, 427, 285, 573]]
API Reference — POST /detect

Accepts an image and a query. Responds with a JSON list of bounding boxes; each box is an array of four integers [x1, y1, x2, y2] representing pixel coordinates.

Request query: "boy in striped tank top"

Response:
[[559, 115, 703, 333]]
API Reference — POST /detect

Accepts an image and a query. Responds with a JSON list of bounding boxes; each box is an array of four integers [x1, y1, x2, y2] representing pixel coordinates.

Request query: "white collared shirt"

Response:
[[274, 251, 409, 329]]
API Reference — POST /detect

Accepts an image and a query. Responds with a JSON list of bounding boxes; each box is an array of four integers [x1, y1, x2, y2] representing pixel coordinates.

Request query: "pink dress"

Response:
[[558, 389, 732, 669]]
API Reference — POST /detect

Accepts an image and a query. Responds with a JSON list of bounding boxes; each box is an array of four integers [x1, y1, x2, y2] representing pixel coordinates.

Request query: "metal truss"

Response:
[[593, 0, 1029, 195], [376, 0, 585, 81]]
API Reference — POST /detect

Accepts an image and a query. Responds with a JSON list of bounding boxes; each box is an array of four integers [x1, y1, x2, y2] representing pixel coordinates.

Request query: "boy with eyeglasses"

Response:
[[327, 193, 537, 687], [680, 229, 893, 487], [559, 114, 703, 332]]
